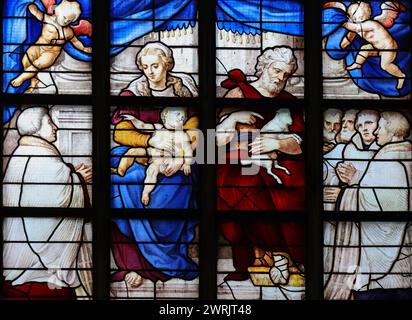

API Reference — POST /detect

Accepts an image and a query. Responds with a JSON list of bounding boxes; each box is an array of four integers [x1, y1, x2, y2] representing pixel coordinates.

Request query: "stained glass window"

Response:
[[110, 219, 199, 300], [3, 105, 93, 208], [2, 217, 93, 300], [214, 0, 307, 301], [216, 0, 304, 98], [108, 0, 200, 300], [324, 221, 412, 300], [109, 0, 198, 96], [322, 0, 410, 99], [323, 108, 412, 212], [1, 0, 411, 305], [2, 0, 93, 95], [218, 219, 305, 300], [216, 107, 305, 211], [110, 106, 199, 209]]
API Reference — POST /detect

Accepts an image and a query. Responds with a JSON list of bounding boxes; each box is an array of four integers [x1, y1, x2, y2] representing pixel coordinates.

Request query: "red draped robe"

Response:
[[218, 69, 305, 281]]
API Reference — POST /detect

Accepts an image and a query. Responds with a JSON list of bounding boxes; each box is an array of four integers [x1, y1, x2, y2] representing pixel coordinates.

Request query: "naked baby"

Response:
[[340, 1, 406, 89], [10, 0, 92, 92], [111, 107, 193, 206]]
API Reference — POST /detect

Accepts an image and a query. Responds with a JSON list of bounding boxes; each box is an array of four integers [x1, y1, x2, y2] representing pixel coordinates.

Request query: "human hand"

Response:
[[121, 114, 148, 131], [121, 114, 136, 120], [323, 143, 335, 153], [228, 111, 264, 126], [182, 163, 191, 176], [249, 136, 279, 154], [84, 47, 92, 54], [336, 162, 357, 184], [141, 193, 150, 206], [120, 114, 141, 127], [280, 133, 302, 145], [162, 157, 184, 177], [323, 187, 341, 202], [75, 163, 92, 183]]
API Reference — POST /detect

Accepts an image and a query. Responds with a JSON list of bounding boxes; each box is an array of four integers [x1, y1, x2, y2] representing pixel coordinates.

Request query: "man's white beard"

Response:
[[339, 129, 355, 143], [323, 129, 337, 143], [262, 71, 286, 95]]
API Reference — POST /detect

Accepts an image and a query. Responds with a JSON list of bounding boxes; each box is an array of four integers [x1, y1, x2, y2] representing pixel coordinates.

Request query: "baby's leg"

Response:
[[380, 51, 406, 89], [22, 51, 40, 92], [11, 51, 57, 87], [346, 44, 377, 70], [112, 148, 147, 176], [27, 78, 40, 93], [22, 46, 40, 69], [141, 162, 161, 206], [11, 47, 39, 88]]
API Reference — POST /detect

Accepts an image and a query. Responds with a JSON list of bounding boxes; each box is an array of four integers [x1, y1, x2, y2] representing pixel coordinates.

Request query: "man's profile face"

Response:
[[323, 113, 341, 142], [340, 112, 356, 142], [375, 118, 393, 146], [141, 54, 167, 85], [356, 114, 378, 144], [38, 114, 58, 142], [261, 61, 293, 94]]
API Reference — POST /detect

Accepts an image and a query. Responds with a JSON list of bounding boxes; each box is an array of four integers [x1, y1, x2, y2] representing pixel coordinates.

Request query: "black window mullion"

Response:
[[199, 0, 217, 300], [92, 0, 111, 300], [304, 0, 324, 300]]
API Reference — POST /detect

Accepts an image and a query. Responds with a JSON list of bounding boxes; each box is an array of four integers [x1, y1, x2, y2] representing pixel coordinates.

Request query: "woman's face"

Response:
[[140, 54, 167, 84]]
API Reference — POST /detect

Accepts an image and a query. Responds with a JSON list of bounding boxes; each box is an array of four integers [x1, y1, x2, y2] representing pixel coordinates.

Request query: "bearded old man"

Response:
[[323, 108, 342, 154], [217, 46, 305, 284], [323, 109, 358, 211], [2, 107, 92, 299]]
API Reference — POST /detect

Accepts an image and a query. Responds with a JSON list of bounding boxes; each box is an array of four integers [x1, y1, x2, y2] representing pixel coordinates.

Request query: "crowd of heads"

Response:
[[323, 108, 411, 148]]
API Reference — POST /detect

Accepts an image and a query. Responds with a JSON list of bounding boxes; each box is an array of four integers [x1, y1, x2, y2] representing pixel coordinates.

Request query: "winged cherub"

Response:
[[10, 0, 92, 92], [324, 1, 406, 90]]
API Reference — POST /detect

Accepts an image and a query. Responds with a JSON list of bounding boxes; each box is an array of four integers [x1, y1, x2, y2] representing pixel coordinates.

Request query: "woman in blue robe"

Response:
[[110, 106, 199, 284]]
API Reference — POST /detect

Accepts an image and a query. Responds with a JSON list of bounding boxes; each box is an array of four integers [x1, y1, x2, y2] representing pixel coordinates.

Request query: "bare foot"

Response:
[[141, 193, 150, 206], [25, 86, 36, 94], [110, 167, 118, 174], [253, 251, 274, 267], [125, 271, 143, 288], [11, 78, 24, 88], [346, 63, 361, 71]]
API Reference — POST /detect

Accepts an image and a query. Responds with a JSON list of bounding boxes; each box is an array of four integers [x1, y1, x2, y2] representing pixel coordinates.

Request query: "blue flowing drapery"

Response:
[[111, 146, 198, 210], [3, 0, 305, 121], [113, 219, 198, 280], [2, 0, 197, 122], [6, 0, 410, 100], [110, 0, 197, 56], [111, 146, 198, 279], [217, 0, 304, 36], [322, 1, 410, 97]]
